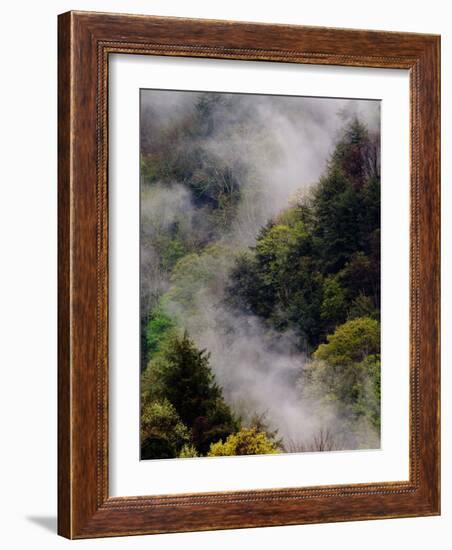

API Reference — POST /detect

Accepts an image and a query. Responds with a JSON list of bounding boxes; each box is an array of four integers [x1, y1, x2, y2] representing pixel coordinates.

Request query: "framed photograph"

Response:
[[58, 11, 440, 539]]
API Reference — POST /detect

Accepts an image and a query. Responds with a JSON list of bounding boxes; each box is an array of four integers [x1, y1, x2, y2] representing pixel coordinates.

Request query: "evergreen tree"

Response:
[[226, 117, 380, 349], [141, 332, 239, 455]]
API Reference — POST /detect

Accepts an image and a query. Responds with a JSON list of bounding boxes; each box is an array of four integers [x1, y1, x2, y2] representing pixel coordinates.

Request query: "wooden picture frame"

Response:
[[58, 10, 440, 539]]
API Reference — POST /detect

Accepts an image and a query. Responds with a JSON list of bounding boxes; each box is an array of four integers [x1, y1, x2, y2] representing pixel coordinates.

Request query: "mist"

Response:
[[141, 90, 380, 245], [140, 89, 381, 451]]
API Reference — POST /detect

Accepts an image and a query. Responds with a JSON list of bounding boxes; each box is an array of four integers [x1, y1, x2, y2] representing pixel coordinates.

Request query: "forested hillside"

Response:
[[140, 91, 381, 459]]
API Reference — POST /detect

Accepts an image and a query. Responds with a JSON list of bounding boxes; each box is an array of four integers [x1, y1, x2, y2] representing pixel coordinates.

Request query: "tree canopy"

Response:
[[140, 97, 381, 458], [208, 427, 279, 457], [141, 332, 239, 456], [301, 317, 381, 433], [225, 118, 380, 350]]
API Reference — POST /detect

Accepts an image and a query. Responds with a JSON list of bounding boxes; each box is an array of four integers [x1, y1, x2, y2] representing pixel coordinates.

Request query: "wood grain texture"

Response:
[[57, 10, 72, 539], [57, 10, 440, 539]]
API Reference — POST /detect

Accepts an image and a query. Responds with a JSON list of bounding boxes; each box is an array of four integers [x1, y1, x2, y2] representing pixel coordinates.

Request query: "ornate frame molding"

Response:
[[58, 11, 440, 538]]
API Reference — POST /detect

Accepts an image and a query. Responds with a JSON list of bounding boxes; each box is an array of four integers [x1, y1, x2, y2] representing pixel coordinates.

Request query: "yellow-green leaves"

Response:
[[208, 428, 279, 457]]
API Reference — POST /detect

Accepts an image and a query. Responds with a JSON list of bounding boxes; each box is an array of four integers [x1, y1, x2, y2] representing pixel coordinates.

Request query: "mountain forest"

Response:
[[139, 90, 381, 460]]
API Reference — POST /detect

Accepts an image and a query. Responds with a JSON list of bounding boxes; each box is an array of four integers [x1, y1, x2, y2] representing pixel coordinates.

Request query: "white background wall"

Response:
[[0, 1, 449, 548]]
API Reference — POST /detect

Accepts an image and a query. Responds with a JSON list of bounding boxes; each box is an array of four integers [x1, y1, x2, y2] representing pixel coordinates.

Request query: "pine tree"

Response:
[[142, 331, 239, 455]]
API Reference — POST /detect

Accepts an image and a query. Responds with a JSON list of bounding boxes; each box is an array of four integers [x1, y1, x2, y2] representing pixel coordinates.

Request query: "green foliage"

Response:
[[302, 318, 381, 431], [227, 216, 323, 343], [312, 168, 359, 272], [168, 244, 237, 310], [352, 354, 381, 431], [145, 307, 176, 357], [227, 213, 325, 347], [348, 293, 379, 321], [314, 317, 380, 365], [164, 244, 239, 339], [208, 428, 279, 456], [339, 252, 379, 309], [320, 275, 347, 327], [140, 399, 190, 459], [178, 444, 199, 458], [226, 117, 380, 349], [225, 251, 261, 316], [140, 107, 382, 457], [161, 238, 187, 272], [331, 118, 379, 185], [141, 331, 239, 456]]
